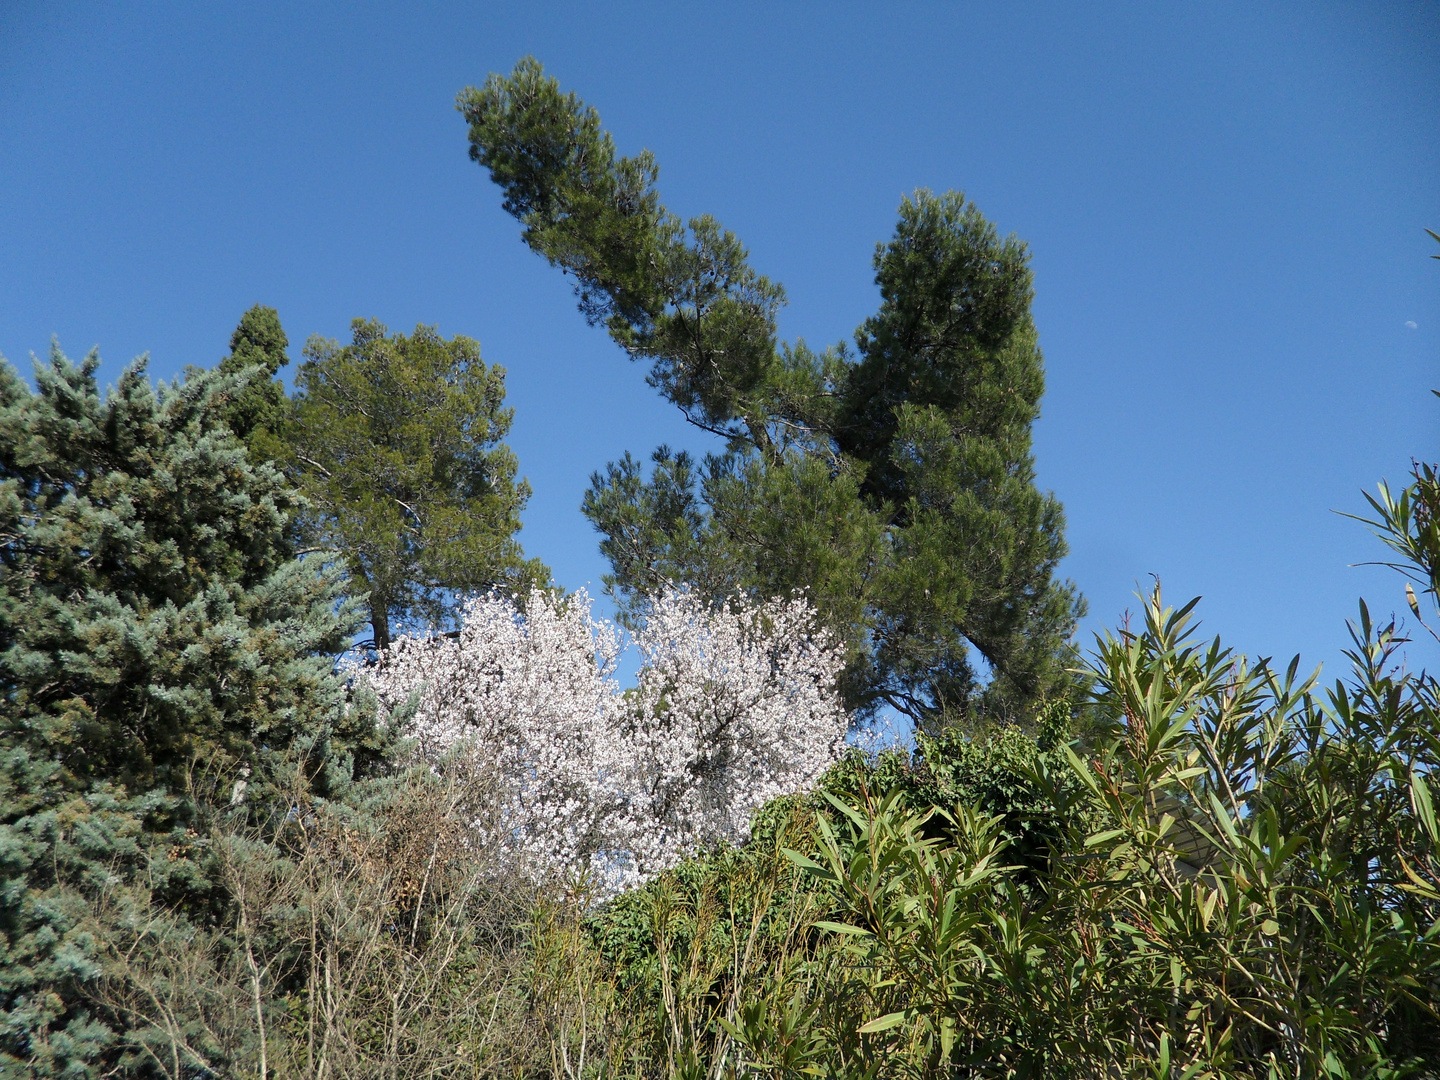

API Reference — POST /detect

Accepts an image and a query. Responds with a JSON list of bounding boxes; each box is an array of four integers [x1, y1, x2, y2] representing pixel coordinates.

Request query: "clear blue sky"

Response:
[[3, 2, 1437, 683]]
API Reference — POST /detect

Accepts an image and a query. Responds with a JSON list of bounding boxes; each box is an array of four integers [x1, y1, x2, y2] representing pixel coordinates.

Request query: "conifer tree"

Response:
[[286, 318, 548, 648], [215, 303, 290, 456], [0, 344, 366, 1076], [459, 58, 1083, 727]]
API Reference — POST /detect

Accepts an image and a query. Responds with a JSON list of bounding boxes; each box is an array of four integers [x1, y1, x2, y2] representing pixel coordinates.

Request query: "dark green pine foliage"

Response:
[[215, 303, 291, 456], [287, 319, 549, 649], [459, 58, 1084, 727], [0, 344, 366, 1076], [838, 195, 1082, 723]]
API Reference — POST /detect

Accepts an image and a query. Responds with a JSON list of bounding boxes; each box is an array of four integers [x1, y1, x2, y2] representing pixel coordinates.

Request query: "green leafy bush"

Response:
[[570, 448, 1440, 1078], [770, 587, 1440, 1078]]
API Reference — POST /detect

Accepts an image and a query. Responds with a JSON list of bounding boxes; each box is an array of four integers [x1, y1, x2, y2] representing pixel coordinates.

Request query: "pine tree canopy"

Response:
[[459, 58, 1085, 727], [286, 318, 549, 649]]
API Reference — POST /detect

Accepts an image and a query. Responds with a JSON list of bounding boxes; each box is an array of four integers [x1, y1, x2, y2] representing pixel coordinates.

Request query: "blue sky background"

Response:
[[2, 1, 1437, 686]]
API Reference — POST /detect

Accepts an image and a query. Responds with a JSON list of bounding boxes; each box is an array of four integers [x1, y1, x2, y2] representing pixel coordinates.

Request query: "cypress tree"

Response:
[[215, 303, 290, 456]]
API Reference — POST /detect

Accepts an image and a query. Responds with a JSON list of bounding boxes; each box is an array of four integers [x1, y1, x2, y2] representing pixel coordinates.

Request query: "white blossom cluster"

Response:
[[361, 587, 848, 894]]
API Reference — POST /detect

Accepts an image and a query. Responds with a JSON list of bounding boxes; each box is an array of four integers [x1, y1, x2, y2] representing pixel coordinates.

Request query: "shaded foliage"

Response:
[[215, 303, 291, 458]]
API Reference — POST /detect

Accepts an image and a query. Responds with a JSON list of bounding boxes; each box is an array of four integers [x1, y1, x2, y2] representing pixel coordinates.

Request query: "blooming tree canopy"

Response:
[[362, 586, 848, 892]]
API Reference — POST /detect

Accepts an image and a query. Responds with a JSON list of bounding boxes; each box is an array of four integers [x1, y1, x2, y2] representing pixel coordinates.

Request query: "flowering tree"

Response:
[[363, 587, 848, 892]]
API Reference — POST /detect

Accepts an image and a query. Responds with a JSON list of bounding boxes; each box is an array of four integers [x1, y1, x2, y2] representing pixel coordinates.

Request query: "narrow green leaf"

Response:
[[857, 1011, 907, 1034], [1085, 828, 1127, 848], [813, 920, 871, 937], [782, 848, 825, 872], [1412, 770, 1439, 844]]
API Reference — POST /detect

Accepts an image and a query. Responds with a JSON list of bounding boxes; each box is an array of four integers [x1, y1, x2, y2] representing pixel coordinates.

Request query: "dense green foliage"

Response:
[[0, 346, 367, 1075], [780, 596, 1439, 1075], [459, 58, 1083, 728], [286, 318, 548, 647], [216, 304, 291, 458], [2, 352, 1436, 1079], [564, 588, 1440, 1078], [2, 76, 1435, 1077]]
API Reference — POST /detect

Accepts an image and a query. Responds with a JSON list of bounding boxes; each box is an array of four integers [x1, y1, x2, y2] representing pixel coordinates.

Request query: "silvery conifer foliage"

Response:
[[0, 345, 366, 1077]]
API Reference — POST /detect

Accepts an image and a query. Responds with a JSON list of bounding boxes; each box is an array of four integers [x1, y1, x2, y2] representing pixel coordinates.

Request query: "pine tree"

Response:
[[459, 58, 1084, 727], [0, 343, 366, 1076], [287, 318, 548, 649]]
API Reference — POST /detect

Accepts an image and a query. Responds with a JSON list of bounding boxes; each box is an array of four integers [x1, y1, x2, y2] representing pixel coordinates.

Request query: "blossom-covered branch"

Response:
[[363, 587, 848, 893]]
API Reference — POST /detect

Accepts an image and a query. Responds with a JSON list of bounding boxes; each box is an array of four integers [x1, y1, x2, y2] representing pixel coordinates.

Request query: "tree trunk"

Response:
[[372, 602, 391, 650]]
